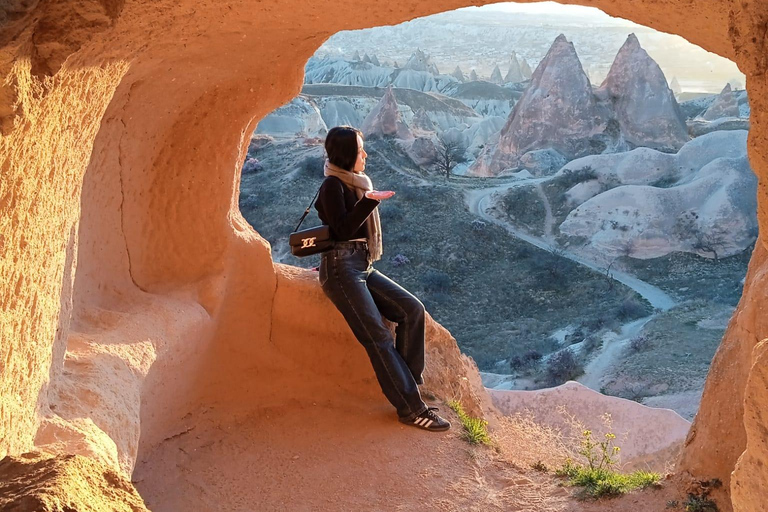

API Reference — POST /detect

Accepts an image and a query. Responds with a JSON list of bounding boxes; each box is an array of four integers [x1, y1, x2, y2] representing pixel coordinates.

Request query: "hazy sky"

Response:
[[459, 2, 635, 24]]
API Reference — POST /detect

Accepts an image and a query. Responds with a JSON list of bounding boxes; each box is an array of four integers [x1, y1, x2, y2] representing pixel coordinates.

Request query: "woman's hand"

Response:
[[365, 190, 395, 200]]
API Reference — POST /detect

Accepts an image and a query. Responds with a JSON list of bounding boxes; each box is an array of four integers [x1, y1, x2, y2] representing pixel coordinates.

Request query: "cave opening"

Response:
[[237, 2, 751, 425]]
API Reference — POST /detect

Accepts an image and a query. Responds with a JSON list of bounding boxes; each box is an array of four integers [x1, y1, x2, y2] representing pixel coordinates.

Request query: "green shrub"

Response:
[[556, 430, 661, 499], [616, 296, 649, 320], [545, 348, 583, 385], [682, 479, 721, 511], [500, 186, 546, 233], [447, 399, 491, 445], [683, 494, 719, 512]]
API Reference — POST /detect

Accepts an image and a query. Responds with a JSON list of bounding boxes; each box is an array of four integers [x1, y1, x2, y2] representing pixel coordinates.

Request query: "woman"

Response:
[[315, 126, 450, 432]]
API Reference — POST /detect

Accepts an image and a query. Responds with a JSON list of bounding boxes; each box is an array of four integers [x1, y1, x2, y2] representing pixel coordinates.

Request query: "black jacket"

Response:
[[315, 176, 380, 241]]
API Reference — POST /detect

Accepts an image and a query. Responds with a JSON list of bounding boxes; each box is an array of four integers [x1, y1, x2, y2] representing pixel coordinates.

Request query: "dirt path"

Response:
[[466, 180, 679, 393], [466, 185, 676, 311], [577, 317, 652, 390]]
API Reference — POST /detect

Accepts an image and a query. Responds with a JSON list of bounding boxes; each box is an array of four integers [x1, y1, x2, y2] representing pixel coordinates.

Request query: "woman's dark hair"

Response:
[[325, 126, 362, 171]]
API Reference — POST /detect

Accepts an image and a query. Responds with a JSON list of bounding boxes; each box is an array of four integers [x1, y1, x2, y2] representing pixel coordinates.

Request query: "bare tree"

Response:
[[433, 133, 467, 179], [673, 210, 728, 261], [691, 227, 728, 261]]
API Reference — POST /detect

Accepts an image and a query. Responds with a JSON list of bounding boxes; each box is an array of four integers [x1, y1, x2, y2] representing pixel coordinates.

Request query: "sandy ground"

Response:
[[134, 397, 570, 512], [132, 394, 681, 512]]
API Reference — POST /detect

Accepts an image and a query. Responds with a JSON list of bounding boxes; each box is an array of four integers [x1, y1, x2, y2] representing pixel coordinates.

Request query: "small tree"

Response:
[[433, 133, 467, 179], [691, 226, 728, 261], [673, 210, 728, 261]]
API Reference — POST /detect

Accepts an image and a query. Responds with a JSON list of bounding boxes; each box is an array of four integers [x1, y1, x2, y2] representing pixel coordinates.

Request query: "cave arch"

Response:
[[2, 1, 767, 510]]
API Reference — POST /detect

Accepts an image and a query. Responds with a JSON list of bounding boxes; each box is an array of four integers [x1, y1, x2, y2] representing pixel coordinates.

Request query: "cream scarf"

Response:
[[323, 160, 383, 262]]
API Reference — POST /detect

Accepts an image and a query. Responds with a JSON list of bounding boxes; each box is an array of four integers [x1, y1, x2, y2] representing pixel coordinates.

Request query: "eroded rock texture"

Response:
[[1, 1, 767, 511], [599, 33, 688, 150]]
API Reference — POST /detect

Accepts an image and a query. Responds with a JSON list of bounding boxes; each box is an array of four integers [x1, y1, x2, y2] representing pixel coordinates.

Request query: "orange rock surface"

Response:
[[1, 1, 767, 511]]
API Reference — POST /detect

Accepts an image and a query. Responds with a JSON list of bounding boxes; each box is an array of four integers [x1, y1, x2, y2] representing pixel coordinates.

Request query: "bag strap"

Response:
[[294, 184, 323, 232]]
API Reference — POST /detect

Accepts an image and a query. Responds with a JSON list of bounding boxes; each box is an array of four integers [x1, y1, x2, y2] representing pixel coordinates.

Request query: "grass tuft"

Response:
[[447, 399, 492, 445], [557, 460, 660, 498], [555, 429, 661, 499]]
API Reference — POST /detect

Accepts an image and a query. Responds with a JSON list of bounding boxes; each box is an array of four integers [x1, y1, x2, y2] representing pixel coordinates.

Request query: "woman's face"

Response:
[[353, 134, 367, 173]]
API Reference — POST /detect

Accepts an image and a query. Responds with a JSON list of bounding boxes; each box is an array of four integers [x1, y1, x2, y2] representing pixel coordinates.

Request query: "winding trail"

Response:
[[466, 180, 678, 392], [466, 184, 676, 311]]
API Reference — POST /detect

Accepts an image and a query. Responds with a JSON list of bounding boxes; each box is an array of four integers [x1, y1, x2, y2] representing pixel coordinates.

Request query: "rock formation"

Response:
[[370, 54, 381, 67], [255, 94, 328, 138], [490, 381, 691, 471], [352, 50, 361, 61], [670, 76, 683, 96], [0, 452, 149, 511], [411, 107, 436, 133], [404, 48, 439, 75], [469, 69, 478, 81], [406, 136, 438, 166], [504, 52, 524, 83], [471, 34, 605, 176], [451, 65, 465, 82], [360, 86, 413, 139], [520, 57, 533, 79], [362, 52, 372, 64], [489, 64, 503, 84], [1, 1, 768, 511], [559, 130, 756, 259], [703, 83, 741, 120], [304, 57, 452, 93], [599, 34, 688, 150]]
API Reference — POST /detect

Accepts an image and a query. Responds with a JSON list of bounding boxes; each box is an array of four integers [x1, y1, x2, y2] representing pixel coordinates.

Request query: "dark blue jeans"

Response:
[[319, 241, 428, 420]]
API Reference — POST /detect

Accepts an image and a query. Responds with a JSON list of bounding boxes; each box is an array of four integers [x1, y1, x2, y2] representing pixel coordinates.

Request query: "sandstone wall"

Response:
[[0, 1, 767, 511]]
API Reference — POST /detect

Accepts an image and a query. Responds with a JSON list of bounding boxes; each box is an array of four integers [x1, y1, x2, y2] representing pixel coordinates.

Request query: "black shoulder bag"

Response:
[[289, 186, 335, 257]]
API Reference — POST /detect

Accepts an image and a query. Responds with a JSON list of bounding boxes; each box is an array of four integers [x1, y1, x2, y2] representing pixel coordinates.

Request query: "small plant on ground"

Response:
[[683, 494, 719, 512], [683, 479, 721, 511], [555, 429, 661, 499], [628, 335, 652, 353], [447, 399, 492, 446], [531, 460, 549, 472]]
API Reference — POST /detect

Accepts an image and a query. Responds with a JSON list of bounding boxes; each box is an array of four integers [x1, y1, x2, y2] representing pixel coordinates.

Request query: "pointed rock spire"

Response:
[[670, 76, 682, 96], [469, 69, 478, 81], [520, 58, 533, 79], [452, 65, 466, 82], [405, 48, 428, 71], [490, 64, 503, 84], [703, 83, 741, 120], [412, 107, 436, 133], [370, 54, 381, 66], [393, 61, 400, 68], [504, 52, 524, 83], [601, 33, 687, 150], [472, 34, 604, 176], [362, 53, 372, 64], [351, 50, 361, 61], [404, 48, 440, 75], [361, 86, 413, 140]]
